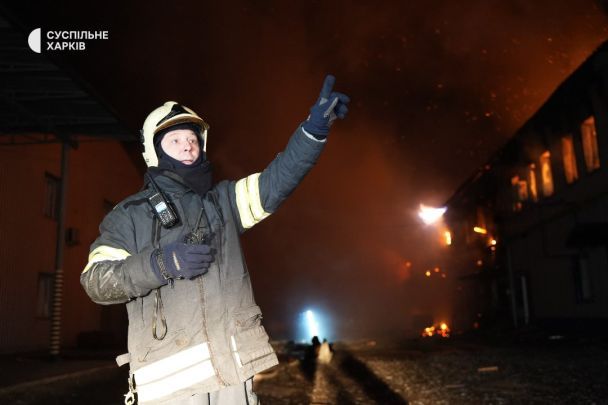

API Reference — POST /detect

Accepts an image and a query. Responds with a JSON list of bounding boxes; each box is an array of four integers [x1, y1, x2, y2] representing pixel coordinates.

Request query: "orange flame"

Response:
[[421, 322, 451, 338]]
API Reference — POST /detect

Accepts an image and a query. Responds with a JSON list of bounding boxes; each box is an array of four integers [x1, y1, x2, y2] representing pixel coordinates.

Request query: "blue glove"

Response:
[[302, 75, 350, 138], [151, 242, 214, 283]]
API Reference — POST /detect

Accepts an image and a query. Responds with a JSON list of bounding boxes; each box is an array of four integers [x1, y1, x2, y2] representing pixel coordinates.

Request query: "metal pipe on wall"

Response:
[[50, 140, 69, 358]]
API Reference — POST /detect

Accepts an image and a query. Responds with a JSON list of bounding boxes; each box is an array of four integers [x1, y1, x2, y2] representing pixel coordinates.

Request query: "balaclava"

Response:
[[153, 123, 213, 197]]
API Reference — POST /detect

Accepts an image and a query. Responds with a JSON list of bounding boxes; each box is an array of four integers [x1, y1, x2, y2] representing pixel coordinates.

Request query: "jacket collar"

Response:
[[144, 167, 192, 196]]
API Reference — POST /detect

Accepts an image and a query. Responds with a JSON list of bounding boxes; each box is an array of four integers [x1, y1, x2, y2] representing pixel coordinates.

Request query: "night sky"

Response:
[[6, 0, 608, 339]]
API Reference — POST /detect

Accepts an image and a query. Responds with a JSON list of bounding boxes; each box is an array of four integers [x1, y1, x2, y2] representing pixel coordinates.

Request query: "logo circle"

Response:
[[28, 28, 41, 54]]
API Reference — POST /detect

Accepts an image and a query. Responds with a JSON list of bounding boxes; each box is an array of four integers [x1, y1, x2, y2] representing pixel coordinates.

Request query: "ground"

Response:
[[254, 338, 608, 404], [1, 338, 606, 404]]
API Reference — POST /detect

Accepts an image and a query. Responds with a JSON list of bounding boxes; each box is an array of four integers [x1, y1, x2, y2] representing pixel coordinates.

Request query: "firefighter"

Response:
[[80, 75, 349, 404]]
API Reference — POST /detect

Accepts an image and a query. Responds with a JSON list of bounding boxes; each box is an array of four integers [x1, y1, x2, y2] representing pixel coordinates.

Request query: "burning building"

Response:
[[444, 40, 608, 334]]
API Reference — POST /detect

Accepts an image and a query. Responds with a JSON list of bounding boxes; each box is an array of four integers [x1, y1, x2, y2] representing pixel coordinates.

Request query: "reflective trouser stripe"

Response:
[[230, 335, 243, 368], [135, 343, 215, 403], [235, 173, 271, 229], [82, 245, 131, 273]]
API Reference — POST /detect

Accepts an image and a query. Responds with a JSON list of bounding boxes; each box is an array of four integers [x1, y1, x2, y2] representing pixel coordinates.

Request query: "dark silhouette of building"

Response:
[[444, 41, 608, 334]]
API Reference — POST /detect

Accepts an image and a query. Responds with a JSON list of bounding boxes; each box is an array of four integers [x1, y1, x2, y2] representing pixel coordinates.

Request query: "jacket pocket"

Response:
[[231, 305, 275, 366], [133, 327, 189, 364], [235, 305, 262, 329]]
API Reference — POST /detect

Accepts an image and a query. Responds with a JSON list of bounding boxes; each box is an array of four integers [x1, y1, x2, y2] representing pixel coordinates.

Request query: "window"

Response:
[[540, 151, 554, 197], [511, 175, 527, 211], [44, 173, 61, 220], [561, 135, 578, 183], [65, 227, 79, 246], [36, 273, 54, 318], [581, 116, 600, 172], [528, 164, 538, 202], [443, 230, 452, 246]]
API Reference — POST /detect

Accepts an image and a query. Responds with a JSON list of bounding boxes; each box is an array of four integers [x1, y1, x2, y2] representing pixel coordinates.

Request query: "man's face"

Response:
[[160, 129, 200, 165]]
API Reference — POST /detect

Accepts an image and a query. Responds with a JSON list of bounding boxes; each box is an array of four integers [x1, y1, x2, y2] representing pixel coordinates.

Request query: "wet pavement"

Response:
[[1, 338, 606, 404], [338, 340, 608, 404], [256, 338, 608, 404]]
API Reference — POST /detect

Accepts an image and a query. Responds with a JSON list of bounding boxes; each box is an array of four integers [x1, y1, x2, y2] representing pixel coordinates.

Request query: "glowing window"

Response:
[[581, 116, 600, 172], [561, 135, 578, 184], [443, 230, 452, 246], [528, 164, 538, 202], [540, 151, 554, 197], [511, 175, 528, 200], [510, 175, 527, 212]]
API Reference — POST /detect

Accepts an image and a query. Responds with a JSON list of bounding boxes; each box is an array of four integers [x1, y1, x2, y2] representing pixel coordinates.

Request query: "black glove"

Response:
[[302, 74, 350, 138], [151, 242, 214, 283]]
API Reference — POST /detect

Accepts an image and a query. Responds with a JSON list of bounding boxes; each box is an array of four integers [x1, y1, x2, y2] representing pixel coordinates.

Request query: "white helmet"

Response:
[[141, 101, 210, 167]]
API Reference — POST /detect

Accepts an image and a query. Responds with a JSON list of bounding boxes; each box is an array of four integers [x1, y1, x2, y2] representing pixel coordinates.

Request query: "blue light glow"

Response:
[[297, 308, 333, 342], [305, 310, 320, 338]]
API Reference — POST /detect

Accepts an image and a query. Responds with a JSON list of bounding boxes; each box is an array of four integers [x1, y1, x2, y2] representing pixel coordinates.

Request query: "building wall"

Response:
[[446, 43, 608, 331], [0, 140, 141, 353], [503, 89, 608, 324], [507, 191, 608, 323]]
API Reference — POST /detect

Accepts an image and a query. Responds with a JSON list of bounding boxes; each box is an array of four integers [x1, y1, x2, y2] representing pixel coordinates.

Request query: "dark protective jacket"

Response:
[[80, 127, 325, 404]]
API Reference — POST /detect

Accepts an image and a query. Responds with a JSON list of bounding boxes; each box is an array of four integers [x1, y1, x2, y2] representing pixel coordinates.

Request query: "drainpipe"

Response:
[[50, 140, 70, 358]]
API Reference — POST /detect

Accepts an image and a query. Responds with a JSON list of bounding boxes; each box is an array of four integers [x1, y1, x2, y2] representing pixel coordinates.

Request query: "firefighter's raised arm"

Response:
[[229, 74, 351, 233]]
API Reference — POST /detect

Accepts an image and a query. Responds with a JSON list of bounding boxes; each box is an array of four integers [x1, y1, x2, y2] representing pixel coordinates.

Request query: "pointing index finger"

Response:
[[319, 75, 336, 99]]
